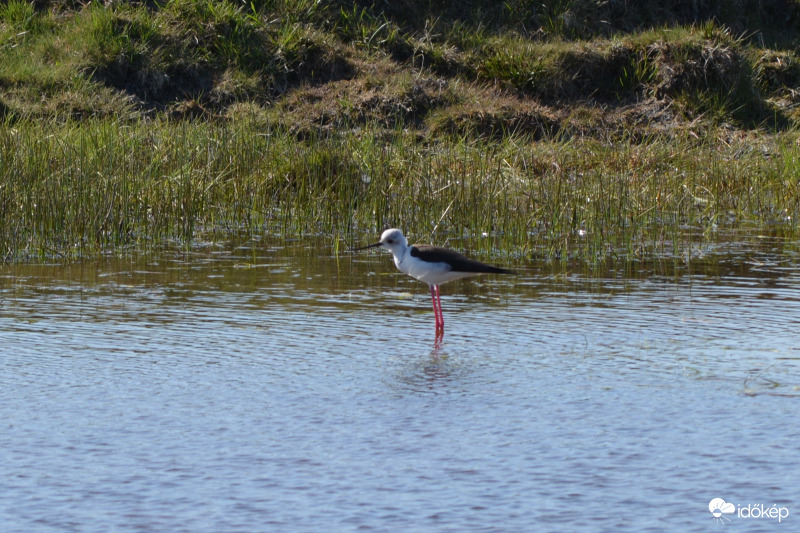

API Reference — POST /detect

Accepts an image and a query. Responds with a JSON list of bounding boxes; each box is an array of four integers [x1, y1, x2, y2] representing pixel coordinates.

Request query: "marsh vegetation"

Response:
[[1, 0, 799, 262]]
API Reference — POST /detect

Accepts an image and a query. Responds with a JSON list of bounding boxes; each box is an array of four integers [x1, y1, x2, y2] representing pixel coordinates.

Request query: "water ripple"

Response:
[[2, 241, 800, 532]]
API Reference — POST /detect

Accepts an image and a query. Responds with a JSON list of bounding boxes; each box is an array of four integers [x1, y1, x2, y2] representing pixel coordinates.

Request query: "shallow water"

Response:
[[1, 234, 799, 532]]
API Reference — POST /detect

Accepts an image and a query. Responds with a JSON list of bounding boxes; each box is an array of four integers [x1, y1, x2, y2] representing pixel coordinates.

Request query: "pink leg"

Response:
[[430, 285, 438, 328], [435, 285, 444, 330]]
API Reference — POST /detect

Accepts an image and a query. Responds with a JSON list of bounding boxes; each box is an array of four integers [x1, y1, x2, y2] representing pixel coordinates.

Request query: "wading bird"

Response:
[[355, 229, 513, 330]]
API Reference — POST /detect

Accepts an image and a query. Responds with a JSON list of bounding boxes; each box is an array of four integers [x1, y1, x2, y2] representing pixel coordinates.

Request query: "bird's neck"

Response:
[[393, 246, 411, 273]]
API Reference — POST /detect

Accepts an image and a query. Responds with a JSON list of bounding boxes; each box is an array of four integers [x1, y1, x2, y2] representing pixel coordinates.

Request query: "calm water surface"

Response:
[[1, 234, 799, 532]]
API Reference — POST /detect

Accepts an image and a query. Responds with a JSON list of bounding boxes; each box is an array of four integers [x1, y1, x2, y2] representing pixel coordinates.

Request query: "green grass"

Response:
[[1, 1, 800, 262], [2, 117, 798, 262]]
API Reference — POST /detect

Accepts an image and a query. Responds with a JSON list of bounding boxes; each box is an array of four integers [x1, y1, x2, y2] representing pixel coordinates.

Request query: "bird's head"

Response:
[[354, 228, 408, 255]]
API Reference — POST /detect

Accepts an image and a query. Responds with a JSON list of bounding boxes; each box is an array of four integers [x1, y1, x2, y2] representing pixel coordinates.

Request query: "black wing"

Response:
[[410, 245, 513, 274]]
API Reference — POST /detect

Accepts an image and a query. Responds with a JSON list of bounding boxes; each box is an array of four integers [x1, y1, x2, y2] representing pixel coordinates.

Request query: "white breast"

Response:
[[397, 253, 476, 286]]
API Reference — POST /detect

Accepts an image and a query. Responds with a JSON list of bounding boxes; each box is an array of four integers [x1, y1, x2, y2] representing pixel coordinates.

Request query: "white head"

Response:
[[377, 228, 408, 252], [355, 228, 409, 258]]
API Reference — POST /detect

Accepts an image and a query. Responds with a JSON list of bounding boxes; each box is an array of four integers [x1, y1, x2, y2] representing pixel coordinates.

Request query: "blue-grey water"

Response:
[[1, 234, 799, 532]]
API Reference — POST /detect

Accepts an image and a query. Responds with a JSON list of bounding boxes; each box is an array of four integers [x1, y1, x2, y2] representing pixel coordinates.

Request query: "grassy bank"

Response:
[[1, 1, 800, 262]]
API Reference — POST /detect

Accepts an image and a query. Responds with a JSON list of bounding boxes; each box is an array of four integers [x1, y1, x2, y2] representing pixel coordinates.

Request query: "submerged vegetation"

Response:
[[1, 0, 800, 262]]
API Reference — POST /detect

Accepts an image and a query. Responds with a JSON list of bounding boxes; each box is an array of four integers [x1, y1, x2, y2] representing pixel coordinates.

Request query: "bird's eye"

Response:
[[386, 239, 394, 244]]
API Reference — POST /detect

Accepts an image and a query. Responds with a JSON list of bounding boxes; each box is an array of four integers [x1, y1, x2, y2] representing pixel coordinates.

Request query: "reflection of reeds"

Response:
[[2, 118, 798, 263]]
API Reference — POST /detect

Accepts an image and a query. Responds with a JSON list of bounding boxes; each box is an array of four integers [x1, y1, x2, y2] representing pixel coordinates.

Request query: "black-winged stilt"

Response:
[[355, 228, 513, 330]]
